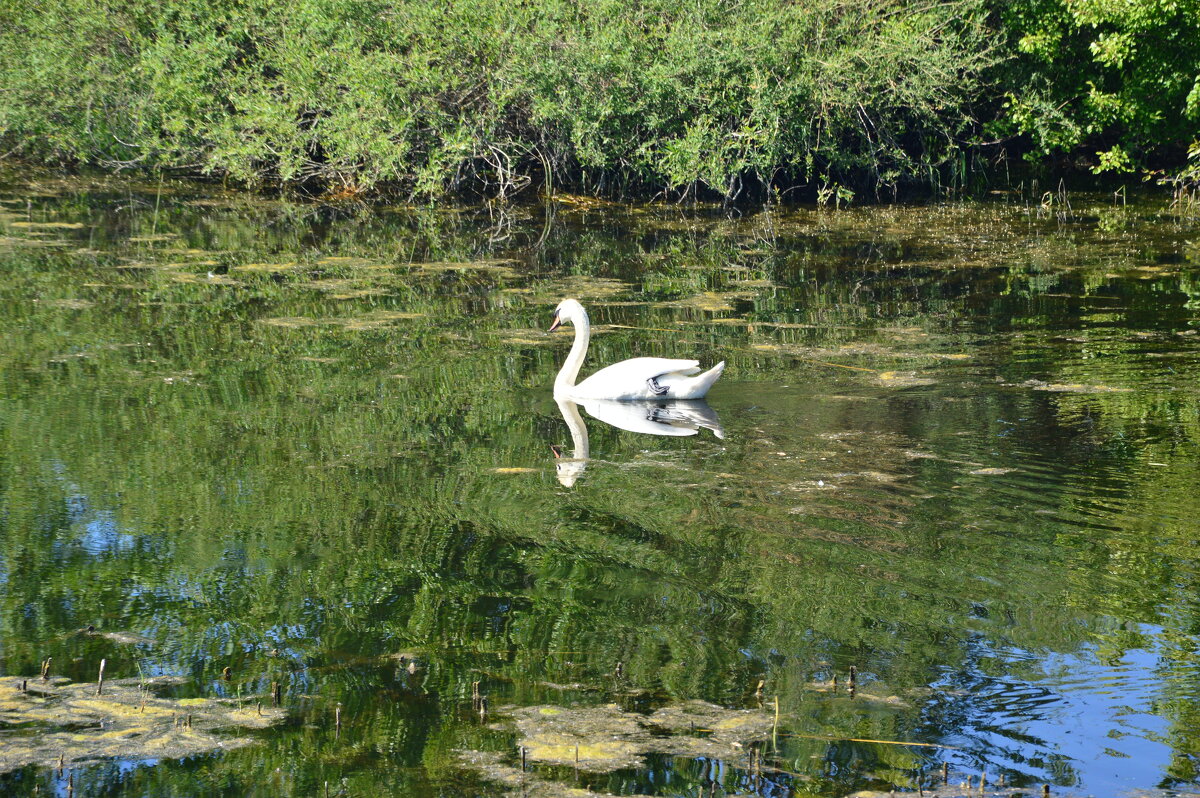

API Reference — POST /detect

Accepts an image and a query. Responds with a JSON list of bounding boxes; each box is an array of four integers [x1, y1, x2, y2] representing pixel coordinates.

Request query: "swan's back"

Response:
[[571, 357, 722, 401]]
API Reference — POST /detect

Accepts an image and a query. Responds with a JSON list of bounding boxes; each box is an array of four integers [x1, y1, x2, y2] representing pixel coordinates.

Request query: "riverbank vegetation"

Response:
[[0, 0, 1197, 201]]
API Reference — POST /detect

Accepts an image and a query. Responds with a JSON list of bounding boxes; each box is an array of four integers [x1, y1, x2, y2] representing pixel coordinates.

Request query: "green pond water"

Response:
[[1, 172, 1199, 797]]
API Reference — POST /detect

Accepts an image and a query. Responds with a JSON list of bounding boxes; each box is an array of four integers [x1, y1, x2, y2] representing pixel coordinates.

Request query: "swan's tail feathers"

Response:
[[684, 360, 725, 399]]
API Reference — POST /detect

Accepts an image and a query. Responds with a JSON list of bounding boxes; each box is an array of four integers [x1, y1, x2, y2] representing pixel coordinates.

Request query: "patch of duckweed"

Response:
[[411, 259, 518, 277], [36, 299, 94, 310], [127, 234, 180, 243], [1022, 379, 1132, 393], [339, 310, 426, 330], [260, 317, 322, 328], [492, 329, 554, 346], [877, 371, 937, 388], [305, 279, 389, 299], [167, 271, 214, 284], [523, 277, 631, 302], [551, 193, 625, 210], [0, 235, 61, 248], [667, 292, 737, 312], [0, 676, 286, 773], [454, 750, 654, 798], [233, 261, 302, 272], [7, 221, 86, 230], [331, 289, 389, 300], [259, 310, 426, 331], [499, 701, 774, 773]]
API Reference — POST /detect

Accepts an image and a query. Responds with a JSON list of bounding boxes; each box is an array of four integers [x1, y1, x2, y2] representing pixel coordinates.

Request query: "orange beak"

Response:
[[548, 312, 562, 332]]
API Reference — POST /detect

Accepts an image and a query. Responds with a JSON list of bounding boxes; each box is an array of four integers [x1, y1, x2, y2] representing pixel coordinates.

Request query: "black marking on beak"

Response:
[[548, 311, 562, 332]]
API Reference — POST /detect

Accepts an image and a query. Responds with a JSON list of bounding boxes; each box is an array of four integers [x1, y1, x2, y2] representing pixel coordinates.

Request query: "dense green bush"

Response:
[[989, 0, 1200, 173], [4, 0, 1195, 198], [0, 0, 996, 199]]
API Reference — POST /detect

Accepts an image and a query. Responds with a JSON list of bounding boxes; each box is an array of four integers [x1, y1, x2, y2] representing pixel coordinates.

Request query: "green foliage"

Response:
[[1159, 140, 1200, 216], [0, 0, 996, 198], [990, 0, 1200, 172]]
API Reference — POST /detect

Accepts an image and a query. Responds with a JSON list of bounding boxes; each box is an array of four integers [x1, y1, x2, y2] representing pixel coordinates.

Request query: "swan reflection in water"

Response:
[[553, 397, 724, 487]]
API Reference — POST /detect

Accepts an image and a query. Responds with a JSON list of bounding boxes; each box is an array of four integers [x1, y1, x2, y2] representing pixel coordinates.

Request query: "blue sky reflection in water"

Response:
[[0, 172, 1199, 796]]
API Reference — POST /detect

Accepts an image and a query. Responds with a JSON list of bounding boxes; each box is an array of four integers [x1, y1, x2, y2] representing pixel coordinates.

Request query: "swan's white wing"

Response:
[[581, 399, 700, 436], [647, 401, 725, 439], [572, 357, 699, 400]]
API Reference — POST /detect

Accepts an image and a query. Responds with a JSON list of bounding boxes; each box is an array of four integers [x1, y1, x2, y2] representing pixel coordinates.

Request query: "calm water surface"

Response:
[[1, 172, 1199, 797]]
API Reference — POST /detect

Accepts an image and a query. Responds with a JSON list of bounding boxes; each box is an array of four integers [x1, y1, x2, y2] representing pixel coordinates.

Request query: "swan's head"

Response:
[[552, 447, 588, 487], [555, 460, 586, 487], [548, 298, 585, 332]]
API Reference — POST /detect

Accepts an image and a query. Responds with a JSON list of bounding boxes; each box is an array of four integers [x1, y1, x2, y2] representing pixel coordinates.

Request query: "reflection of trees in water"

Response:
[[2, 180, 1200, 793]]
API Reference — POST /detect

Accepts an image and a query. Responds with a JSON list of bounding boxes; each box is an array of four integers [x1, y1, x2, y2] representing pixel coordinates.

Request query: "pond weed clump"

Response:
[[0, 675, 287, 773]]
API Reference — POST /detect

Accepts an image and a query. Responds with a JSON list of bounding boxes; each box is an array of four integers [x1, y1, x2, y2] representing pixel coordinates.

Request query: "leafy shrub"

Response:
[[989, 0, 1200, 172], [0, 0, 997, 199]]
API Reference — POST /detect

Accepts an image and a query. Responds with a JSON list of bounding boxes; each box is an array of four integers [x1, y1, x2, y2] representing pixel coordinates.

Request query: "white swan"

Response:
[[549, 299, 725, 401]]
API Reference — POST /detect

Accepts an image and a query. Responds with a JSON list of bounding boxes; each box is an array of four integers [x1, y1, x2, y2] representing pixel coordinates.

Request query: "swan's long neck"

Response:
[[557, 399, 589, 459], [554, 399, 589, 487], [554, 310, 590, 398]]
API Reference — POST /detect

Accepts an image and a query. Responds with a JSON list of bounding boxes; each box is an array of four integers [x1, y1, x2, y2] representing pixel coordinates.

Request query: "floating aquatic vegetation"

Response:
[[524, 277, 630, 302], [233, 261, 302, 272], [200, 274, 240, 286], [331, 289, 389, 300], [491, 467, 539, 474], [0, 675, 286, 774], [127, 234, 180, 243], [501, 700, 775, 773], [846, 786, 1043, 798], [166, 248, 227, 259], [492, 329, 554, 346], [314, 256, 391, 270], [36, 299, 93, 310], [0, 235, 64, 248], [550, 193, 624, 210], [411, 259, 517, 276], [877, 371, 936, 388], [339, 310, 426, 330], [7, 221, 86, 230], [260, 317, 321, 328], [969, 467, 1016, 476], [667, 292, 737, 312], [1022, 379, 1131, 394], [305, 278, 389, 299], [259, 310, 426, 331], [455, 750, 656, 798], [167, 271, 230, 284]]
